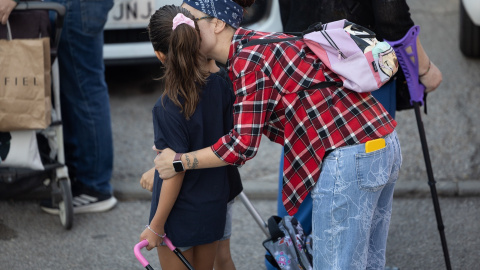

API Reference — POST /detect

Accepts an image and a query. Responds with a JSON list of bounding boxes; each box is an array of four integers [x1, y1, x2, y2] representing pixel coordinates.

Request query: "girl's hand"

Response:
[[140, 167, 155, 192], [154, 148, 178, 179], [140, 226, 164, 251]]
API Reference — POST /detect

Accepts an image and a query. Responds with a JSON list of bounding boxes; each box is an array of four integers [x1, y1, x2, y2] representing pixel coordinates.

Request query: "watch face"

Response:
[[173, 160, 184, 172]]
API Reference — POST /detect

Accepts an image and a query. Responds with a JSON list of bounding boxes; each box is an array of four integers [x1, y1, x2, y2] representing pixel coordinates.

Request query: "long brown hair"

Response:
[[147, 5, 208, 119]]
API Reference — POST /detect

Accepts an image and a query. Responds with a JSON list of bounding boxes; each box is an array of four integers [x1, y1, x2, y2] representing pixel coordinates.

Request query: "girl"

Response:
[[139, 5, 241, 270], [154, 0, 402, 269]]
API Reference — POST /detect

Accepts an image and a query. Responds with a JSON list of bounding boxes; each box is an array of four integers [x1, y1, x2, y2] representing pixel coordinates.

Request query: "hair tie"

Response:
[[172, 13, 195, 30]]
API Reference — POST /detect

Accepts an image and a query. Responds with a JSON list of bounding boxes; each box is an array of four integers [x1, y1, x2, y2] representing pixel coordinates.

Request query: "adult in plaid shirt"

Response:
[[154, 1, 402, 269]]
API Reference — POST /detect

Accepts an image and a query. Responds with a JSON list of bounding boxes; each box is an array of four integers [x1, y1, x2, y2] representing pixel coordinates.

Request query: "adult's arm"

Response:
[[372, 0, 442, 93], [155, 68, 276, 179], [416, 39, 442, 93], [0, 0, 17, 25], [154, 147, 228, 180]]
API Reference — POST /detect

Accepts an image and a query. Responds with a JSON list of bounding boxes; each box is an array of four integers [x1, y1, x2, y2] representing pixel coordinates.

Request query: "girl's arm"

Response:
[[139, 171, 185, 250], [154, 147, 227, 179]]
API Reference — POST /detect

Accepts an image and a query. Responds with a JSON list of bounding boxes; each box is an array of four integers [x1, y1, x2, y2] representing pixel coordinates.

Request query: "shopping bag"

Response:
[[0, 130, 44, 170], [0, 36, 52, 131]]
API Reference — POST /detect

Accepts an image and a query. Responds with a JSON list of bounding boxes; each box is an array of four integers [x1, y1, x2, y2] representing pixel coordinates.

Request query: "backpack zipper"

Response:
[[320, 30, 347, 60]]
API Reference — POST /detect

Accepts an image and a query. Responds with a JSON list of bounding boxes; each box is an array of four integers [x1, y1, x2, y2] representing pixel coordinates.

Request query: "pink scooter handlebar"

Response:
[[134, 240, 154, 270], [162, 236, 176, 251], [135, 237, 194, 270]]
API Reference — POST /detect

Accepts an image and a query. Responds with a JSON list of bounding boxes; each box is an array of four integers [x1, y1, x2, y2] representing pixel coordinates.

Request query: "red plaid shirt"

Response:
[[212, 28, 397, 215]]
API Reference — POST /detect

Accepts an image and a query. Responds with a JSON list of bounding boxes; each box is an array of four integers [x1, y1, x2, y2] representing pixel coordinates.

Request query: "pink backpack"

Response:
[[243, 19, 399, 93]]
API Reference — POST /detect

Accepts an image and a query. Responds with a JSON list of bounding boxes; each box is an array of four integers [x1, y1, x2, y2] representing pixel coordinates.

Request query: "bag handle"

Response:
[[267, 216, 285, 242], [6, 21, 12, 40]]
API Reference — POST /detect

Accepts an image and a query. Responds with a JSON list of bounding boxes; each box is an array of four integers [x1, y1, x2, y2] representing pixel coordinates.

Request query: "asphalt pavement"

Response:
[[1, 194, 480, 269]]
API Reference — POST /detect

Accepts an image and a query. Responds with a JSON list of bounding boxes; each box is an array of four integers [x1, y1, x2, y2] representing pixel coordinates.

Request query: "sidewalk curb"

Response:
[[113, 177, 480, 202]]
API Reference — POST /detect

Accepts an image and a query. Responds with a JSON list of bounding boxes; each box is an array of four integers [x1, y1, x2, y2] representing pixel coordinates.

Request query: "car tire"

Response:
[[460, 0, 480, 58]]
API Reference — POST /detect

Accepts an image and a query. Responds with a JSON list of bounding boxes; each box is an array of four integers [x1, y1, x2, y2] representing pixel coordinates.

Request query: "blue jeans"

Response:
[[311, 130, 402, 269], [47, 0, 114, 194], [265, 81, 397, 270]]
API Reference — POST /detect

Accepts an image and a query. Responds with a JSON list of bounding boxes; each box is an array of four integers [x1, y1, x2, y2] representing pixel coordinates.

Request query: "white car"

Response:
[[460, 0, 480, 58], [103, 0, 283, 65]]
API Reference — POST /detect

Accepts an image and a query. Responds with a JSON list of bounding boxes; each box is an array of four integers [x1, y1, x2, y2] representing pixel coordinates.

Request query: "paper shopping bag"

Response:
[[0, 37, 51, 131]]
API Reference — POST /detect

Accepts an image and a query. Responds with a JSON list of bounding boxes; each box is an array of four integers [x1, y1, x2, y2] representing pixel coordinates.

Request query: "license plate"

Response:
[[105, 0, 155, 29]]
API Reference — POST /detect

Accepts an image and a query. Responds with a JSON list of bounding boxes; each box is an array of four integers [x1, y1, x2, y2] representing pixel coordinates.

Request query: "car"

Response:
[[460, 0, 480, 58], [103, 0, 283, 65]]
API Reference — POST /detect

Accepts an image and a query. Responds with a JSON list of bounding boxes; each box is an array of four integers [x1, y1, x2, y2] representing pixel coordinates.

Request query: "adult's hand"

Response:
[[140, 167, 155, 192], [154, 148, 178, 180], [419, 61, 442, 93], [0, 0, 17, 25]]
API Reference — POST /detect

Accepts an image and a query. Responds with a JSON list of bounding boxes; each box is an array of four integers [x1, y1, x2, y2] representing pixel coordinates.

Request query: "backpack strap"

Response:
[[242, 36, 301, 48], [241, 26, 344, 91], [304, 81, 343, 90], [242, 22, 324, 48]]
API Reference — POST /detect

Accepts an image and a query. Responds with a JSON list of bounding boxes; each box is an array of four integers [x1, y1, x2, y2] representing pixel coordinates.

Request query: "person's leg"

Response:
[[42, 0, 116, 214], [158, 245, 194, 270], [372, 79, 397, 119], [192, 241, 219, 270], [214, 200, 236, 270], [366, 131, 402, 269], [215, 239, 235, 270], [57, 0, 114, 194], [311, 132, 401, 269]]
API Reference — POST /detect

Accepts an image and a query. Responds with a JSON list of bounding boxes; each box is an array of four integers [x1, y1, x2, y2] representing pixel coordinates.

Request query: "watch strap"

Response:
[[174, 153, 183, 162]]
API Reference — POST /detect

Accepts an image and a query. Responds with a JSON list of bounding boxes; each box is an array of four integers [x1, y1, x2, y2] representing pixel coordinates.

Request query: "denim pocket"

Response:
[[356, 145, 392, 192], [80, 0, 114, 35]]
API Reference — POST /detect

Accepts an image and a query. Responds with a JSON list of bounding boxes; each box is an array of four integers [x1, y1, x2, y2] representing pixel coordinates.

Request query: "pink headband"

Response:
[[172, 13, 195, 30]]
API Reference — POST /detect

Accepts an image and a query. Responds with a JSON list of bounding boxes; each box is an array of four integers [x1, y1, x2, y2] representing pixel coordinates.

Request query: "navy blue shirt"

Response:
[[149, 68, 237, 247]]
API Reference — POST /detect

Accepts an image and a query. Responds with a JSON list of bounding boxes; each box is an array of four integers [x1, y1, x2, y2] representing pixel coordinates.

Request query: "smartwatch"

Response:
[[173, 153, 185, 172]]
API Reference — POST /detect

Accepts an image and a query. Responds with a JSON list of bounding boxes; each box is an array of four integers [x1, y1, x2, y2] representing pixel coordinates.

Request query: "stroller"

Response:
[[0, 1, 73, 229]]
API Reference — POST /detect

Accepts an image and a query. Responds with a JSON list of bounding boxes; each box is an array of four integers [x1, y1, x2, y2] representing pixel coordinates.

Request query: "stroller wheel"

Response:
[[58, 177, 73, 230]]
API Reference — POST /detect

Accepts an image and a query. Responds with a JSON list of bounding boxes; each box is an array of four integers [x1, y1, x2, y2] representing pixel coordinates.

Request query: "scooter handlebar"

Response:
[[162, 236, 176, 251], [134, 240, 150, 268]]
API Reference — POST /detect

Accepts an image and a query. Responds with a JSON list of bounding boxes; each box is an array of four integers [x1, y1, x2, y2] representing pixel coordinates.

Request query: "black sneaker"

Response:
[[40, 183, 117, 215]]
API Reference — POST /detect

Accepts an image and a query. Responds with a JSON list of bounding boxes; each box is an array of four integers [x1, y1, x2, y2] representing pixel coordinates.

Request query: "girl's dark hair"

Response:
[[233, 0, 256, 8], [233, 0, 256, 21], [147, 5, 208, 120]]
